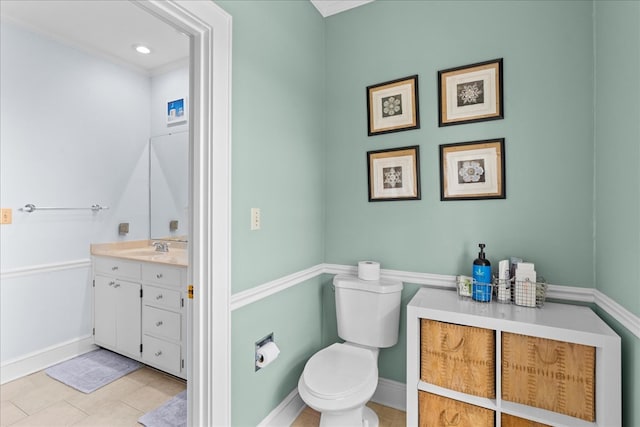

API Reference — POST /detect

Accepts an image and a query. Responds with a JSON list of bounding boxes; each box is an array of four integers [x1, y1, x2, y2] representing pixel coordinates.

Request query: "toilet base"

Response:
[[318, 405, 379, 427]]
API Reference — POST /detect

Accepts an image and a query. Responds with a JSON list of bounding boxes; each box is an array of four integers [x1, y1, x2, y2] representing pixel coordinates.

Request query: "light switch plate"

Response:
[[1, 208, 12, 224]]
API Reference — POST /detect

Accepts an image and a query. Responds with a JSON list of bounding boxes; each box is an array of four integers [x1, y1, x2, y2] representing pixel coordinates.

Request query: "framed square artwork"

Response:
[[367, 75, 420, 135], [367, 145, 421, 201], [438, 59, 503, 126], [439, 138, 505, 200]]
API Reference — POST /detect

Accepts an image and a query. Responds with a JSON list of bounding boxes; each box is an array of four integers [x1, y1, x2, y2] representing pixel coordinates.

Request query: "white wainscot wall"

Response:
[[0, 261, 96, 383]]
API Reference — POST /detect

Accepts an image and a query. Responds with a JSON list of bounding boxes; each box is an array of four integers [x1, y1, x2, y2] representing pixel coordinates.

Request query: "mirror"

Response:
[[149, 132, 188, 241]]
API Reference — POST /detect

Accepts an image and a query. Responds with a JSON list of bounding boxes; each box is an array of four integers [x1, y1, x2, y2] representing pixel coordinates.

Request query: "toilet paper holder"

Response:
[[255, 332, 275, 372]]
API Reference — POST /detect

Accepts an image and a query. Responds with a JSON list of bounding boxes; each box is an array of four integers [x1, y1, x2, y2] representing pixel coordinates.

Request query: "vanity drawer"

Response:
[[143, 306, 181, 341], [143, 335, 181, 374], [143, 285, 181, 310], [142, 263, 183, 287], [94, 257, 141, 280], [421, 319, 495, 398], [419, 391, 494, 427], [502, 332, 595, 421]]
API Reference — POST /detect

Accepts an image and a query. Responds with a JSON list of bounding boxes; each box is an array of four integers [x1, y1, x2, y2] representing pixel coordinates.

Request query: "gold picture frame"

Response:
[[367, 75, 420, 136], [367, 145, 421, 201], [438, 59, 503, 126], [439, 139, 505, 200]]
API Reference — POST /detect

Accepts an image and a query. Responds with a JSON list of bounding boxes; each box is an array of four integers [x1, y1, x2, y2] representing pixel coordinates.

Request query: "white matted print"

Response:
[[367, 75, 420, 136], [368, 146, 421, 201], [439, 139, 505, 200], [167, 97, 188, 125], [438, 59, 503, 126]]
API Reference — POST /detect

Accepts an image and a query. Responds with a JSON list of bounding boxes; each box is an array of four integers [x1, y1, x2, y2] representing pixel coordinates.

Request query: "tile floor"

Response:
[[1, 366, 405, 426], [1, 366, 186, 426]]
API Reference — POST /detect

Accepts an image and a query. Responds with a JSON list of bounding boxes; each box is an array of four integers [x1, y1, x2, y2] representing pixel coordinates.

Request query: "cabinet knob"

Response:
[[156, 321, 163, 327], [109, 281, 115, 286], [156, 273, 163, 279], [114, 283, 120, 288], [155, 350, 162, 357], [156, 294, 163, 300], [111, 266, 118, 271]]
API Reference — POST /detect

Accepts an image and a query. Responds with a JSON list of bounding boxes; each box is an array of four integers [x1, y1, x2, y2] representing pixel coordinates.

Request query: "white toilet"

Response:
[[298, 274, 403, 427]]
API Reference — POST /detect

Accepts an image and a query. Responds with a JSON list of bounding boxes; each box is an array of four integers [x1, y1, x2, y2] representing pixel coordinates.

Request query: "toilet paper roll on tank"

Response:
[[358, 261, 380, 281]]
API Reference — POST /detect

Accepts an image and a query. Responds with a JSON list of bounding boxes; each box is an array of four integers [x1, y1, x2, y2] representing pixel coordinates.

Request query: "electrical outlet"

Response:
[[251, 208, 261, 230], [1, 208, 12, 224]]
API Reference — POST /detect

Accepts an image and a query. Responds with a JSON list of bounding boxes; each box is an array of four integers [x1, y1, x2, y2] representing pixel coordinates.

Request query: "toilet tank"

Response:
[[333, 274, 404, 348]]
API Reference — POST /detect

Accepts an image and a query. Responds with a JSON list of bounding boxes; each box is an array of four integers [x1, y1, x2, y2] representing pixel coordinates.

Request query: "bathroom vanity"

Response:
[[91, 241, 188, 379], [407, 287, 621, 427]]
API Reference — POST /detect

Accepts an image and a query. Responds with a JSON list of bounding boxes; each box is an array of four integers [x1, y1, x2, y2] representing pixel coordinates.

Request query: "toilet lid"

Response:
[[302, 343, 377, 399]]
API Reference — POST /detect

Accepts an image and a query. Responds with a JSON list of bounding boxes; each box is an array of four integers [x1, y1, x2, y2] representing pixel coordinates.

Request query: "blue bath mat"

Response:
[[138, 390, 187, 427], [45, 348, 141, 393]]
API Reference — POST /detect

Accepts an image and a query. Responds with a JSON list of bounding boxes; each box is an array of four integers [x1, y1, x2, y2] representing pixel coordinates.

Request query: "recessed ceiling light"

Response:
[[133, 44, 151, 55]]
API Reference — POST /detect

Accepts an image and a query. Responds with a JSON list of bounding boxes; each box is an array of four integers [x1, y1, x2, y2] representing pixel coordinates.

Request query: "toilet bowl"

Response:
[[298, 343, 379, 427], [298, 274, 403, 427]]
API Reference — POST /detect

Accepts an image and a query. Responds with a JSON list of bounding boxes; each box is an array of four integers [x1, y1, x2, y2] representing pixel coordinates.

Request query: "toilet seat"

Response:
[[300, 343, 377, 401]]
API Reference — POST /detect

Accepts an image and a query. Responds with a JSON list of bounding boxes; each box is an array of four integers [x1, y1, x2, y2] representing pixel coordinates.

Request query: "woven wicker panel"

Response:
[[418, 391, 494, 427], [502, 332, 595, 421], [501, 413, 550, 427], [421, 319, 495, 398]]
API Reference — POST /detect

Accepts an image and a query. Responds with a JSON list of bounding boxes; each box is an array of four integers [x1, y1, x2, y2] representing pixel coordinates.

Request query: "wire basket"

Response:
[[513, 278, 547, 308], [491, 276, 548, 308]]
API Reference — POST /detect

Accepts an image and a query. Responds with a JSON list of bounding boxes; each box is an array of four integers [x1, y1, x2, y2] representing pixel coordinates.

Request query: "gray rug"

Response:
[[139, 390, 187, 427], [46, 348, 141, 393]]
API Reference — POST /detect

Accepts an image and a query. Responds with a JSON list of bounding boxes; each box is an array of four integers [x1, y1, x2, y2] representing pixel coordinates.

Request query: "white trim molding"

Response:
[[258, 387, 307, 427], [259, 376, 404, 427], [1, 259, 91, 279], [231, 264, 326, 311], [594, 289, 640, 338], [1, 336, 96, 384], [232, 263, 640, 340], [133, 1, 233, 426]]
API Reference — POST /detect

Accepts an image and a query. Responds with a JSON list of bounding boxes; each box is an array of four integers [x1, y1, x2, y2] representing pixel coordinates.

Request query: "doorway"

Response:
[[133, 2, 232, 425], [0, 1, 232, 425]]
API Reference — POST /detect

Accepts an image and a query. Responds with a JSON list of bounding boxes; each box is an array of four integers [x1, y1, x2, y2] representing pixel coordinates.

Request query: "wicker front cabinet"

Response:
[[407, 288, 621, 427]]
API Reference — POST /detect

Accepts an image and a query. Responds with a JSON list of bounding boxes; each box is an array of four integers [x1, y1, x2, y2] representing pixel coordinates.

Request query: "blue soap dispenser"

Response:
[[472, 243, 492, 302]]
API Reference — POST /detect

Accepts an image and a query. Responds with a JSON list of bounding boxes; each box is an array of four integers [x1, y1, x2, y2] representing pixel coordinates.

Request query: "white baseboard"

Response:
[[371, 377, 406, 411], [0, 335, 97, 384], [258, 387, 306, 427], [259, 377, 405, 426]]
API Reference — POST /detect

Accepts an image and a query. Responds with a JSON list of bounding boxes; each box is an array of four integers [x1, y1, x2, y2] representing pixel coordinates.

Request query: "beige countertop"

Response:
[[91, 239, 188, 267]]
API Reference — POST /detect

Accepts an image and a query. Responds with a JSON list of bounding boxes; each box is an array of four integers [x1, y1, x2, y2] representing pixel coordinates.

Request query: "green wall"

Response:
[[325, 0, 594, 287], [594, 0, 640, 317], [223, 0, 326, 294], [218, 0, 639, 425], [594, 2, 640, 425], [325, 0, 595, 381], [217, 1, 326, 424]]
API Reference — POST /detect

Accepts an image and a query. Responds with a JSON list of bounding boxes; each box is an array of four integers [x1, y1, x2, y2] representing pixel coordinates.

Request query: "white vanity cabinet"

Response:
[[141, 263, 187, 378], [407, 287, 621, 427], [93, 257, 142, 360], [93, 255, 187, 379]]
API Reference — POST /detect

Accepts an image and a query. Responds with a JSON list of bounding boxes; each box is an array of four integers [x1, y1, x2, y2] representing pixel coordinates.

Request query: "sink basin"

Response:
[[115, 247, 187, 265], [120, 248, 163, 257]]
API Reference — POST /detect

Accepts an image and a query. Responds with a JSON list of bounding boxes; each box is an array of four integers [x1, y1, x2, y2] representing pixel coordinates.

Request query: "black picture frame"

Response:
[[367, 145, 421, 201], [438, 58, 503, 126], [439, 138, 505, 200], [367, 75, 420, 136]]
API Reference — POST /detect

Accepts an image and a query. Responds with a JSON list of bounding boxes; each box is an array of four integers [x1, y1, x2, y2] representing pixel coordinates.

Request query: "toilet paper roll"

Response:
[[256, 341, 280, 369], [358, 261, 380, 281]]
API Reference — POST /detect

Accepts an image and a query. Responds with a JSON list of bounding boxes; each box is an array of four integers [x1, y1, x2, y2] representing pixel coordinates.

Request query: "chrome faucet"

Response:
[[153, 241, 169, 252]]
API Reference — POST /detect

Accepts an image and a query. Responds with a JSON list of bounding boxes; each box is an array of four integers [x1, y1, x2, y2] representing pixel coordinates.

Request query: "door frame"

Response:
[[133, 1, 232, 425]]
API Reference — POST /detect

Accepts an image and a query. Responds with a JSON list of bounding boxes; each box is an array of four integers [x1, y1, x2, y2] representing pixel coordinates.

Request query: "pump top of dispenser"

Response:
[[478, 243, 486, 259]]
